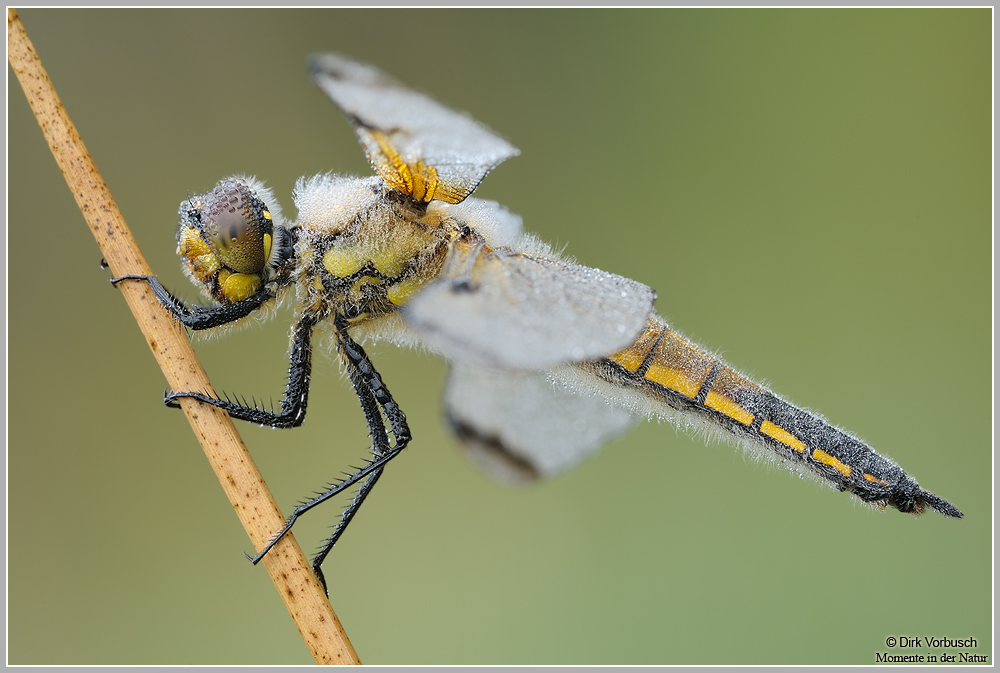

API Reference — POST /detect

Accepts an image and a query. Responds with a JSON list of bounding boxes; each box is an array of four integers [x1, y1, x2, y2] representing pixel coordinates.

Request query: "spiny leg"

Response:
[[248, 321, 411, 593], [298, 375, 390, 594], [110, 275, 301, 421], [164, 313, 317, 428], [244, 441, 397, 572], [117, 274, 412, 589], [308, 323, 411, 591]]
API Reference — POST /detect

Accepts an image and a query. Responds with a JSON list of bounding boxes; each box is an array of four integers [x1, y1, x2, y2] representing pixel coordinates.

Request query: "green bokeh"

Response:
[[8, 8, 990, 665]]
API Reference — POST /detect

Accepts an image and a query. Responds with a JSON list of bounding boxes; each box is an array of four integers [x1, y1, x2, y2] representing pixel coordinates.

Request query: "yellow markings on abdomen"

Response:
[[610, 348, 646, 372], [646, 364, 701, 398], [609, 322, 661, 373], [704, 390, 754, 425], [600, 317, 897, 495], [760, 420, 806, 452], [641, 328, 715, 399], [812, 448, 852, 477], [702, 365, 758, 424], [863, 473, 890, 486]]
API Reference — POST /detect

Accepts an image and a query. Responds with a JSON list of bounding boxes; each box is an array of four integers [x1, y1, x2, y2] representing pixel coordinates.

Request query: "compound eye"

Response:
[[203, 180, 271, 274]]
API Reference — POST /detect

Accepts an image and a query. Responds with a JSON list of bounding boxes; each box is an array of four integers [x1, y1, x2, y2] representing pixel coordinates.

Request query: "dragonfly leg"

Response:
[[111, 274, 274, 330], [244, 443, 397, 581], [164, 313, 317, 428], [114, 273, 309, 426], [248, 321, 411, 593], [310, 322, 410, 592]]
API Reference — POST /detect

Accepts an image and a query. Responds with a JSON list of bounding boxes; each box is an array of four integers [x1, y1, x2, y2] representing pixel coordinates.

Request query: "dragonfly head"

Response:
[[176, 176, 294, 304]]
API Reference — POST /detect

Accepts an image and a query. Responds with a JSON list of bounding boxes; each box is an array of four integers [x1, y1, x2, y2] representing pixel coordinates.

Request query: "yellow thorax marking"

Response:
[[323, 248, 366, 278], [350, 276, 382, 295], [387, 278, 425, 306], [323, 228, 434, 281]]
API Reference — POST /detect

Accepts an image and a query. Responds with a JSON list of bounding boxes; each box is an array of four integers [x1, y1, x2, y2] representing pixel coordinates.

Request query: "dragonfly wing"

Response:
[[405, 245, 657, 369], [445, 364, 638, 483], [445, 197, 524, 247], [309, 53, 519, 204]]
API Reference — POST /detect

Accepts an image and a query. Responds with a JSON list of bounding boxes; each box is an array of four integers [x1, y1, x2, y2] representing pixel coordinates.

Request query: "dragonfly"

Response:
[[113, 53, 961, 592]]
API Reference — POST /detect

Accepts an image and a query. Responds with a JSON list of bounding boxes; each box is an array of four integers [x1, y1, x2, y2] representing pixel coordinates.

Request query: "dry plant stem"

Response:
[[7, 10, 360, 665]]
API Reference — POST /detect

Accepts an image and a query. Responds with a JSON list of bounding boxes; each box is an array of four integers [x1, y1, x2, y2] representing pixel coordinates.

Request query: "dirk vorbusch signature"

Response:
[[878, 636, 986, 664]]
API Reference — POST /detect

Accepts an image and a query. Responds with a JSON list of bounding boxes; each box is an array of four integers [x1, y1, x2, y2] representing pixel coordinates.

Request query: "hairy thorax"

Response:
[[293, 175, 453, 325]]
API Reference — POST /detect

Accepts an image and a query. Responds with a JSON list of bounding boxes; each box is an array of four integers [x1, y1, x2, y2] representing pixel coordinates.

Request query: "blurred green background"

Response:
[[8, 8, 990, 665]]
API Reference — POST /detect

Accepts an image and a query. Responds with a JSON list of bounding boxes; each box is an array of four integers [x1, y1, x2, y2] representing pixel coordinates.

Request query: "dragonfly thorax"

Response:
[[292, 174, 452, 323]]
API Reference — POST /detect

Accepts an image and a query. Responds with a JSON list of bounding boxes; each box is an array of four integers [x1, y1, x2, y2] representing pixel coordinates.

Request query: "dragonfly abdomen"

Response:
[[589, 318, 962, 518]]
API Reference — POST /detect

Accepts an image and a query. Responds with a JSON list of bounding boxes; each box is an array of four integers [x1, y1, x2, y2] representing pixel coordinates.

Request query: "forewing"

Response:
[[404, 245, 656, 369], [309, 53, 519, 204], [445, 364, 638, 483]]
